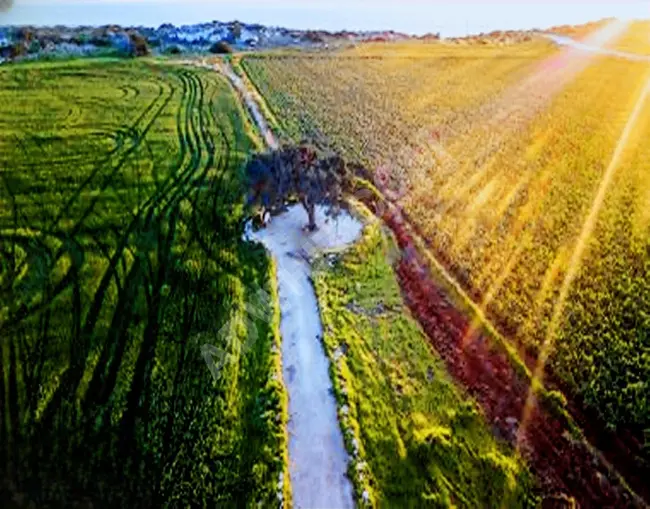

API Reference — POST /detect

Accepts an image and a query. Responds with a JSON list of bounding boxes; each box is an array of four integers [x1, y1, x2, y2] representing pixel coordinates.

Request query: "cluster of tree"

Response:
[[230, 21, 243, 40], [165, 45, 182, 55], [304, 31, 326, 44], [0, 26, 150, 60], [245, 144, 353, 231], [3, 27, 38, 58]]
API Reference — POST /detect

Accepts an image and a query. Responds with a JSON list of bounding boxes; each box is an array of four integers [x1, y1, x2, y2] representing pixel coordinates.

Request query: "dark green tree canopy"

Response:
[[127, 30, 150, 57], [246, 144, 352, 230], [210, 41, 233, 54]]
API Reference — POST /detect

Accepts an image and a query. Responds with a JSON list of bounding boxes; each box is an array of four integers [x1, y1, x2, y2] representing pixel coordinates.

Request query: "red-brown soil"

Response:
[[359, 192, 646, 508], [394, 206, 650, 503]]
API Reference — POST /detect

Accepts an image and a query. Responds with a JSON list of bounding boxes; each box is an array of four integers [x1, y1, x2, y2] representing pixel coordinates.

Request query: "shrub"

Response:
[[210, 41, 233, 54]]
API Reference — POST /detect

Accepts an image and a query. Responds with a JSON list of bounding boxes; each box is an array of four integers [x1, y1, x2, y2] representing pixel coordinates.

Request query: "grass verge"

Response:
[[312, 218, 537, 508]]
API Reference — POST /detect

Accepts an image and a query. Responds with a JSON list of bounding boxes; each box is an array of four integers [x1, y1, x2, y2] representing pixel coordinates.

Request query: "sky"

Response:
[[0, 1, 649, 36]]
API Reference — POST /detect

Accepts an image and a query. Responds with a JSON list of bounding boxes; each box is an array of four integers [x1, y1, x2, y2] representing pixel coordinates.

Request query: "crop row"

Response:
[[241, 37, 650, 458]]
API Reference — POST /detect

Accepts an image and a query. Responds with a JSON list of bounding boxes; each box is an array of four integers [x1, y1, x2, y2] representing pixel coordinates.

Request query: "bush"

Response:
[[10, 42, 26, 58], [90, 36, 112, 48], [210, 41, 233, 54]]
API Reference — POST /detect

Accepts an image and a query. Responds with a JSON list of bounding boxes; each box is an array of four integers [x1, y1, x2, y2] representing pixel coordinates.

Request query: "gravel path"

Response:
[[221, 62, 279, 149], [249, 206, 360, 509]]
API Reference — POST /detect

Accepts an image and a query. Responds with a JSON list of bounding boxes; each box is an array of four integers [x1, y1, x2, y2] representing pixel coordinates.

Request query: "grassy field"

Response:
[[241, 30, 650, 443], [606, 20, 650, 55], [0, 59, 287, 507], [313, 220, 536, 508]]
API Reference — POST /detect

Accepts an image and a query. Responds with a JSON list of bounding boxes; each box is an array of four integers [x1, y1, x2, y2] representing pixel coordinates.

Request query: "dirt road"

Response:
[[248, 206, 359, 509], [544, 32, 650, 61], [207, 58, 357, 507], [219, 60, 279, 149]]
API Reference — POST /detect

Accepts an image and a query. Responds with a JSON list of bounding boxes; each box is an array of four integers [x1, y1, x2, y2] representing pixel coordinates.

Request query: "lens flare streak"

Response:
[[517, 64, 650, 448]]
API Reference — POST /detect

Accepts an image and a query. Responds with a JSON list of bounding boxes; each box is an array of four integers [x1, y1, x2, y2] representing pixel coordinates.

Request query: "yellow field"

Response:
[[606, 20, 650, 55], [243, 40, 555, 170], [242, 21, 650, 435]]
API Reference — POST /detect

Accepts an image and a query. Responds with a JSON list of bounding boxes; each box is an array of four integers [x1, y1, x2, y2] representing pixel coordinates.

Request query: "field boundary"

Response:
[[352, 183, 646, 506], [169, 59, 293, 507], [231, 55, 285, 141], [234, 58, 648, 507]]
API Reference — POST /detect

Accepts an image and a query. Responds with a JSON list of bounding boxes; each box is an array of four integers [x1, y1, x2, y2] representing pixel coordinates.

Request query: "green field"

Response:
[[0, 59, 287, 507], [313, 220, 536, 508], [241, 38, 650, 439]]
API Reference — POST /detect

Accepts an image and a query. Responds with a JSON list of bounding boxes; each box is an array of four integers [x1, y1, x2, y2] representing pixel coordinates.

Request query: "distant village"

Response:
[[0, 20, 433, 62], [0, 15, 583, 64]]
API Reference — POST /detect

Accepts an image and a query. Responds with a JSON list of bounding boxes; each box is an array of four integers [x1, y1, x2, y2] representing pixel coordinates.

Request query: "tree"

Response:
[[165, 45, 182, 55], [209, 41, 232, 54], [9, 27, 34, 59], [230, 21, 242, 41], [245, 144, 352, 231], [127, 30, 150, 57]]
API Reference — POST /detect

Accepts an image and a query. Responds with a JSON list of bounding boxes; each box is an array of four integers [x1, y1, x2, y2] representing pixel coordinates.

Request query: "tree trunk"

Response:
[[301, 198, 317, 231]]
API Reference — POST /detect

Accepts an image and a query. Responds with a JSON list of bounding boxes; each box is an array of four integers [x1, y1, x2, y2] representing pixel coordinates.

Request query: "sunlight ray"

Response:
[[461, 237, 528, 347], [517, 66, 650, 449], [433, 20, 631, 249]]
